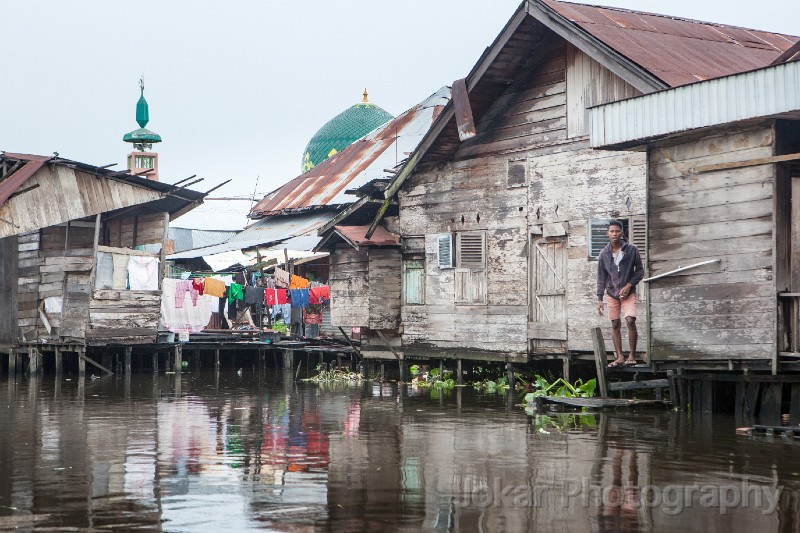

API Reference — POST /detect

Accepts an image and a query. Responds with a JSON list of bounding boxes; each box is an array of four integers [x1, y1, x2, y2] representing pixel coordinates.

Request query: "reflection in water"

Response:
[[0, 371, 798, 531]]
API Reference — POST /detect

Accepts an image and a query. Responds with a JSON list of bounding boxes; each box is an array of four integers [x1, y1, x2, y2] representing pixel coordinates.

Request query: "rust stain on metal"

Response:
[[452, 78, 477, 142], [543, 0, 799, 87]]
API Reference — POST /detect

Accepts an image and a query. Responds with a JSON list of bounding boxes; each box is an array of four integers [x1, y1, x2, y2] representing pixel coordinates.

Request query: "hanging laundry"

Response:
[[161, 278, 214, 333], [228, 283, 244, 305], [204, 277, 225, 298], [175, 280, 199, 308], [277, 289, 288, 305], [112, 254, 129, 290], [290, 275, 309, 289], [128, 256, 159, 290], [265, 288, 277, 306], [192, 277, 205, 296], [274, 267, 290, 288], [244, 286, 265, 305], [210, 274, 233, 286], [95, 252, 114, 290], [290, 288, 310, 308], [309, 286, 330, 304]]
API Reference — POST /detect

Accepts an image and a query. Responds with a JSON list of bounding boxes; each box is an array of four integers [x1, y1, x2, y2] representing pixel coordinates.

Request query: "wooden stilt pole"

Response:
[[125, 347, 132, 374], [54, 347, 62, 375], [174, 344, 182, 373]]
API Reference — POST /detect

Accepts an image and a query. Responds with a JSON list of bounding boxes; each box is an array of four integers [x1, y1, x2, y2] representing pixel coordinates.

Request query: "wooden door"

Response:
[[529, 237, 567, 352]]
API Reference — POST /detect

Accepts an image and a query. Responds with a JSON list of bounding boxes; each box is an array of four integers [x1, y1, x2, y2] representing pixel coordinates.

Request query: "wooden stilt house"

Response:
[[0, 153, 205, 348], [347, 0, 797, 363], [590, 58, 800, 372]]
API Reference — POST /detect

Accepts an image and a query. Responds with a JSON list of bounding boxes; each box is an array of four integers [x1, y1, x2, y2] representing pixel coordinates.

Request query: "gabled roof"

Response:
[[543, 0, 797, 87], [379, 0, 799, 202], [0, 152, 207, 237], [0, 152, 206, 215], [249, 87, 450, 218]]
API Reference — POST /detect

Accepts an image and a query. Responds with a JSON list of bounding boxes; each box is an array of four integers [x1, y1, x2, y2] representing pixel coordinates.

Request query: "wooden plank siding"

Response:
[[368, 248, 401, 330], [0, 166, 162, 239], [646, 123, 777, 361], [329, 246, 370, 327], [0, 235, 18, 343], [397, 36, 645, 360]]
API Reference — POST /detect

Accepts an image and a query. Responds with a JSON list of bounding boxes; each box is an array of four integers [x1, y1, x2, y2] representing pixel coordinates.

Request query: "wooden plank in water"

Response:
[[541, 396, 669, 409]]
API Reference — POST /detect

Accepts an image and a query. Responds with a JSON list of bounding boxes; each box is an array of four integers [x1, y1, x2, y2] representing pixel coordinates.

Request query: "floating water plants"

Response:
[[305, 367, 363, 383], [523, 375, 596, 405]]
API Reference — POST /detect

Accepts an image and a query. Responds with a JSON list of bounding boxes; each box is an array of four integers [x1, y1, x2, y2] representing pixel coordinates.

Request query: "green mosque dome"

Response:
[[301, 89, 393, 173]]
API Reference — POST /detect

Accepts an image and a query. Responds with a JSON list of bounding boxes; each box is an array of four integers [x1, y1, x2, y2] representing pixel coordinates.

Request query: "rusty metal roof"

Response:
[[544, 0, 799, 86], [249, 87, 450, 218], [335, 225, 400, 248]]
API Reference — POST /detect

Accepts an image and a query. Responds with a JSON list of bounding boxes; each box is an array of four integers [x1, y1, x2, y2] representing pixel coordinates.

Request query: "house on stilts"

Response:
[[318, 0, 798, 373], [590, 53, 800, 418], [0, 152, 206, 371]]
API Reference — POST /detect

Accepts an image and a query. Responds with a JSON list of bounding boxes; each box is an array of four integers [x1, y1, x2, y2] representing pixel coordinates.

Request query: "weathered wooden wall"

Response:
[[647, 123, 776, 360], [397, 36, 646, 360], [17, 232, 41, 342], [105, 213, 166, 248], [400, 158, 529, 360], [9, 216, 164, 346], [87, 290, 160, 345], [529, 148, 647, 353], [0, 166, 162, 239], [368, 248, 401, 330], [0, 235, 18, 343], [329, 246, 369, 327]]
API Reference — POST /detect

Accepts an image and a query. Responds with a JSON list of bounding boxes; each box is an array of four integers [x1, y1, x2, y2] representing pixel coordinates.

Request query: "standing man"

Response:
[[597, 220, 644, 367]]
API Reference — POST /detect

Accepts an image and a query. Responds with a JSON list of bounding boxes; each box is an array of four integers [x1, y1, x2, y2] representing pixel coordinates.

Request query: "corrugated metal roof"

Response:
[[589, 60, 800, 149], [334, 225, 400, 248], [544, 0, 799, 87], [249, 87, 450, 218], [167, 210, 333, 260], [0, 152, 206, 214]]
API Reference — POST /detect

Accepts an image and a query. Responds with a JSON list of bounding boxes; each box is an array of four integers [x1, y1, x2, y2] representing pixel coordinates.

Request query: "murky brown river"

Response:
[[1, 370, 799, 532]]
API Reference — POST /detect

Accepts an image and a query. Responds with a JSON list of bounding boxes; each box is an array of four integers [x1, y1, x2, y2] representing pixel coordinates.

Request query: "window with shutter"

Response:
[[404, 259, 425, 305], [455, 231, 487, 304], [437, 234, 453, 269], [588, 217, 646, 260]]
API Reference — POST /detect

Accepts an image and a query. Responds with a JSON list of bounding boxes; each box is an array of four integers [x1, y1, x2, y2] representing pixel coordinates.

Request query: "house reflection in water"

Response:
[[0, 374, 799, 531]]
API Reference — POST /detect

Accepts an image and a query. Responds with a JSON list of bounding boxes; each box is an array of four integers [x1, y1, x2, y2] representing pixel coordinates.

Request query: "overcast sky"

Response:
[[1, 1, 796, 230]]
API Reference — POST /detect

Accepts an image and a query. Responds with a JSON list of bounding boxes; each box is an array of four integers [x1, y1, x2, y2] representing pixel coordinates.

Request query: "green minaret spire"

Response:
[[136, 79, 149, 128], [123, 77, 162, 151]]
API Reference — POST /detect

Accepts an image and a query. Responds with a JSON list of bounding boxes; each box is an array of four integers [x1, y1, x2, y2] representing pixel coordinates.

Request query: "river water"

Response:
[[1, 370, 799, 532]]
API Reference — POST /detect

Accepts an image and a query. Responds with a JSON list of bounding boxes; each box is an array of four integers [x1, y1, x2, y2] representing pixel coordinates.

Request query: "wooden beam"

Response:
[[452, 78, 477, 141], [87, 213, 102, 291], [364, 196, 392, 240], [79, 352, 113, 375], [591, 327, 609, 398], [693, 152, 800, 174], [159, 212, 169, 290], [338, 327, 362, 359], [770, 40, 800, 66], [609, 379, 669, 391], [375, 330, 401, 361]]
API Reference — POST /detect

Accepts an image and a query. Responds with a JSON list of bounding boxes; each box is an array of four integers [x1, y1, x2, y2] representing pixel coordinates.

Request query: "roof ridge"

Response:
[[554, 0, 799, 38]]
